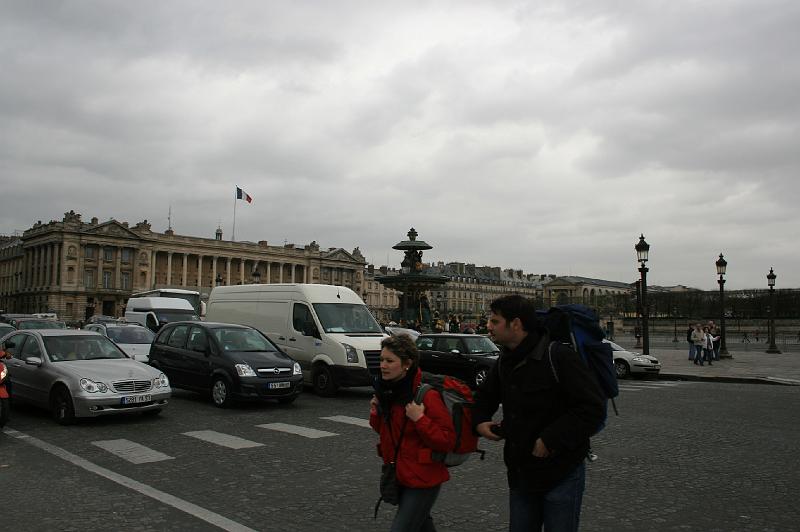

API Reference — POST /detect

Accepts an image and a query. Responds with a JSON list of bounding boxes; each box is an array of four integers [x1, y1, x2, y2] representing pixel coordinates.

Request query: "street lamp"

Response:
[[766, 268, 781, 354], [635, 234, 650, 356], [715, 254, 730, 357], [672, 306, 678, 343], [251, 269, 261, 284]]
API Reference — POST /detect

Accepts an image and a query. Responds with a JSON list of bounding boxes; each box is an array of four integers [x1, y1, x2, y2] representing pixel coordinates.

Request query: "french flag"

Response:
[[236, 186, 253, 203]]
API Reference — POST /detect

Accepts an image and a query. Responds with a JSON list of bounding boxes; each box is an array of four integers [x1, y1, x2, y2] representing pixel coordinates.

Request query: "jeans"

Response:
[[391, 485, 441, 532], [688, 343, 695, 360], [693, 346, 705, 364], [509, 462, 585, 532]]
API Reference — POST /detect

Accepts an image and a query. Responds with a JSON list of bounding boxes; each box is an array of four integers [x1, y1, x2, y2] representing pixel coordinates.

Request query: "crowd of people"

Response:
[[687, 321, 721, 366]]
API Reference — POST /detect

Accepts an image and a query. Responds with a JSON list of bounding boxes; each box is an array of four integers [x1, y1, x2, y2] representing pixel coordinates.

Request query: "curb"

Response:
[[659, 373, 800, 386]]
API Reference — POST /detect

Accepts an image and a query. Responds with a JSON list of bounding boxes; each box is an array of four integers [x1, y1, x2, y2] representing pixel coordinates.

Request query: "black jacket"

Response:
[[473, 329, 605, 493]]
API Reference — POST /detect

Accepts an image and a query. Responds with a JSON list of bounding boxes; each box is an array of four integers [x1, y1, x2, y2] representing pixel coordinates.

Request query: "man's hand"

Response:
[[476, 421, 502, 441], [532, 438, 550, 458], [370, 395, 379, 414], [405, 401, 425, 422]]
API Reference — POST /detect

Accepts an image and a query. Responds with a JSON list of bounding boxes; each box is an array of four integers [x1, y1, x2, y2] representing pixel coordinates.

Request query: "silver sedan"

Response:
[[1, 329, 170, 424]]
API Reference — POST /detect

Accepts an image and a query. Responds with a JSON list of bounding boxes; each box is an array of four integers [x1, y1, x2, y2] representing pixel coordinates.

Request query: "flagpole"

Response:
[[232, 189, 237, 241]]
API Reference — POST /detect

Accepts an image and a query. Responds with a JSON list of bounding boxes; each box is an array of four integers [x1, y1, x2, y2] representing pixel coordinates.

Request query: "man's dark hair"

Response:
[[381, 334, 419, 365], [489, 295, 538, 332]]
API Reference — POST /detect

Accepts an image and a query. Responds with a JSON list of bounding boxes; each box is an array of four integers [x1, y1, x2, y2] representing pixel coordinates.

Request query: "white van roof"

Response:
[[125, 297, 195, 311], [209, 283, 365, 305]]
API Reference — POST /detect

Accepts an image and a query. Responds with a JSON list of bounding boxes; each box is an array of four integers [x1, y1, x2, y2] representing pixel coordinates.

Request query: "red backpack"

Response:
[[414, 372, 484, 467]]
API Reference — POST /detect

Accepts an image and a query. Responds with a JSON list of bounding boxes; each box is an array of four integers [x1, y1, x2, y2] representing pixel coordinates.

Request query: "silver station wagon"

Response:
[[1, 329, 171, 424]]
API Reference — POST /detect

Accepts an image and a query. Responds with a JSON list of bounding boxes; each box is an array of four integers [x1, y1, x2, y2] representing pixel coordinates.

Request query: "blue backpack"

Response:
[[536, 304, 619, 434]]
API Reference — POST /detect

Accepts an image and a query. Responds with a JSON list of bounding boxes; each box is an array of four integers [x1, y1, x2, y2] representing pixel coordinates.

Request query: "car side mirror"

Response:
[[25, 357, 43, 366], [450, 349, 462, 355]]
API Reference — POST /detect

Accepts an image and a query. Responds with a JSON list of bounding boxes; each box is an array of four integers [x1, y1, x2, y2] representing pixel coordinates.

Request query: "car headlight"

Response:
[[235, 363, 257, 377], [293, 362, 302, 375], [152, 373, 169, 388], [80, 378, 108, 393], [342, 343, 359, 363], [632, 356, 650, 363]]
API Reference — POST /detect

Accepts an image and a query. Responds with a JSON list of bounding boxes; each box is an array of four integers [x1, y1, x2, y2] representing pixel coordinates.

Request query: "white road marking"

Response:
[[2, 428, 257, 532], [256, 423, 338, 438], [320, 415, 371, 428], [183, 430, 264, 449], [91, 439, 174, 464]]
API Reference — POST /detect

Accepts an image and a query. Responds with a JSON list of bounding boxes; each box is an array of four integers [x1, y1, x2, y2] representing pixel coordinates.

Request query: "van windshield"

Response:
[[312, 303, 382, 334], [154, 310, 199, 325]]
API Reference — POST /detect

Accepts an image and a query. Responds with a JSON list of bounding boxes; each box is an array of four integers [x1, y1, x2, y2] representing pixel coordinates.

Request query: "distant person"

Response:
[[702, 327, 715, 366], [370, 335, 455, 531], [691, 324, 706, 366], [686, 323, 695, 361], [448, 315, 459, 333], [708, 321, 721, 360], [754, 329, 760, 343], [742, 331, 750, 343]]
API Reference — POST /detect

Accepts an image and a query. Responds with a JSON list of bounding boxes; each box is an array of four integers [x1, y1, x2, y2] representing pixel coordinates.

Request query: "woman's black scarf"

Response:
[[373, 365, 417, 420]]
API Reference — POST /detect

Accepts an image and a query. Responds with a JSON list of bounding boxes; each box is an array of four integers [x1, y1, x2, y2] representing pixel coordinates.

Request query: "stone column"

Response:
[[290, 264, 295, 283], [181, 254, 188, 287], [115, 246, 122, 290], [52, 243, 61, 286], [197, 254, 204, 287], [166, 252, 173, 286], [226, 257, 232, 285], [279, 263, 284, 283], [266, 262, 271, 283], [239, 259, 245, 284], [211, 256, 218, 288]]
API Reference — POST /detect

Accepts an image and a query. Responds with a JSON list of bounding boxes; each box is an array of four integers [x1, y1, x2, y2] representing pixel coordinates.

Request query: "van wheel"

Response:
[[614, 359, 631, 379], [312, 365, 338, 397], [51, 387, 76, 425], [211, 377, 234, 408]]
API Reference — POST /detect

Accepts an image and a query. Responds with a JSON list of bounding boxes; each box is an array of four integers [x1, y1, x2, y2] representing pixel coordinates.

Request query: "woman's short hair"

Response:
[[380, 334, 419, 365]]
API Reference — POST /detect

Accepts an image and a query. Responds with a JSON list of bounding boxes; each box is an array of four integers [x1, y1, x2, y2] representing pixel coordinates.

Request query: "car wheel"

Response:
[[614, 359, 631, 379], [277, 395, 297, 405], [211, 377, 234, 408], [474, 367, 490, 388], [312, 364, 338, 397], [0, 397, 9, 428], [50, 386, 76, 425]]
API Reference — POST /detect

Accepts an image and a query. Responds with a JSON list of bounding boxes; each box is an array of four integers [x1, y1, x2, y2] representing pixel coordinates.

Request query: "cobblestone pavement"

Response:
[[3, 382, 799, 531]]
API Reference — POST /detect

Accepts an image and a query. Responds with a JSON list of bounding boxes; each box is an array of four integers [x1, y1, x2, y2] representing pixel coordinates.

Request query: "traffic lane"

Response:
[[1, 429, 222, 532]]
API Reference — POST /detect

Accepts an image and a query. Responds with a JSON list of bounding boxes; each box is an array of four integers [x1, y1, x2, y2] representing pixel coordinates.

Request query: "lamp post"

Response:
[[634, 280, 642, 349], [672, 306, 678, 342], [635, 234, 650, 356], [715, 254, 730, 357], [766, 268, 781, 354]]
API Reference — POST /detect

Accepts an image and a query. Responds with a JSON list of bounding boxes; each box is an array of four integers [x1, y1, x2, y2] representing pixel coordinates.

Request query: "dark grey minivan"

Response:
[[149, 322, 303, 407]]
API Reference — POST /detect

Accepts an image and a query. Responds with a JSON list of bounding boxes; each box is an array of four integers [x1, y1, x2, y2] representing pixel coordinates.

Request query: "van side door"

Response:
[[285, 302, 319, 369]]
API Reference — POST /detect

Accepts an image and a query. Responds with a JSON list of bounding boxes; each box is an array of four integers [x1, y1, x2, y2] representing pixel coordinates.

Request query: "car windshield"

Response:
[[106, 327, 155, 344], [462, 336, 500, 354], [212, 328, 278, 352], [606, 340, 624, 351], [44, 335, 128, 361], [312, 303, 382, 333], [154, 310, 199, 325], [18, 320, 67, 330]]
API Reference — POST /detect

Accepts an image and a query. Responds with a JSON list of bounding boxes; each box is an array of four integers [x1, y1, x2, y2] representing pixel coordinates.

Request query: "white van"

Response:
[[125, 297, 199, 332], [206, 284, 386, 396]]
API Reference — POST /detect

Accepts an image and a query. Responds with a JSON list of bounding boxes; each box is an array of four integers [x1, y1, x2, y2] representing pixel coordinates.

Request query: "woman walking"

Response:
[[691, 323, 706, 365], [370, 335, 455, 532]]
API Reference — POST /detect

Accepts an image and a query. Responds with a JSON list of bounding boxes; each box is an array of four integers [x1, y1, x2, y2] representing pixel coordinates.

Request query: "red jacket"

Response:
[[370, 368, 456, 488]]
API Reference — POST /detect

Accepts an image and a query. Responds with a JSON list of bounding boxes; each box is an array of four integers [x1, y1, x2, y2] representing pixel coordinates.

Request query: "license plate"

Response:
[[268, 382, 291, 389], [121, 394, 152, 404]]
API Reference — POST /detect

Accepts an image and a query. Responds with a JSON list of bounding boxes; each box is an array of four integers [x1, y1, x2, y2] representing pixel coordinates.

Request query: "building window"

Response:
[[121, 272, 131, 290], [104, 247, 114, 261], [121, 249, 133, 263], [84, 269, 95, 287], [67, 267, 75, 283], [103, 270, 113, 289], [85, 246, 96, 259], [66, 302, 73, 316]]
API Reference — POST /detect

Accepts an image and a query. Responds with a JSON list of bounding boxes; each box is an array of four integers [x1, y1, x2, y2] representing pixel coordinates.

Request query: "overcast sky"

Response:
[[1, 1, 798, 291]]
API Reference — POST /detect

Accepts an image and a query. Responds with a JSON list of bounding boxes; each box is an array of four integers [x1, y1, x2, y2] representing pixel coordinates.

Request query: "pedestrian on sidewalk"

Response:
[[702, 327, 716, 366], [686, 323, 695, 360], [691, 324, 706, 365], [708, 321, 721, 360], [473, 295, 604, 532], [370, 335, 455, 531]]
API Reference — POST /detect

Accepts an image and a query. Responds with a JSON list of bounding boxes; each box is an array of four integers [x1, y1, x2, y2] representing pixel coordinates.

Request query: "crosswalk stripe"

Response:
[[256, 423, 338, 439], [91, 439, 174, 464], [182, 430, 264, 449], [320, 415, 371, 428]]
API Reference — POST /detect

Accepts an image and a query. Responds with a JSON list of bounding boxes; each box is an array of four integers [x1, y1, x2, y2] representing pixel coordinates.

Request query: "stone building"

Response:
[[543, 276, 632, 307], [361, 265, 401, 323], [0, 211, 366, 323]]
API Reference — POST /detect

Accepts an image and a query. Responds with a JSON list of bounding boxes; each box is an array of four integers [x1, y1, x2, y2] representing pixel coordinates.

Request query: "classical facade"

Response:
[[543, 276, 632, 307], [361, 265, 401, 322], [0, 211, 366, 323]]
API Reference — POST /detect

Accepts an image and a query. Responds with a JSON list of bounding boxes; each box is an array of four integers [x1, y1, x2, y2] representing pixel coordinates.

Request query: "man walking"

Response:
[[473, 295, 604, 532]]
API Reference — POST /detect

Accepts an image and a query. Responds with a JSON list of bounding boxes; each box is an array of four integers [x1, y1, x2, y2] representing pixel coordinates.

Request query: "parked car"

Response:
[[13, 318, 68, 330], [0, 323, 15, 338], [148, 322, 303, 407], [604, 339, 661, 379], [415, 333, 500, 388], [0, 329, 171, 424], [84, 322, 155, 362]]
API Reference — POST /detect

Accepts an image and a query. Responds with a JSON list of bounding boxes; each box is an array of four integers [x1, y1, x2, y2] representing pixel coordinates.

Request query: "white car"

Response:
[[603, 339, 661, 379], [84, 322, 155, 362]]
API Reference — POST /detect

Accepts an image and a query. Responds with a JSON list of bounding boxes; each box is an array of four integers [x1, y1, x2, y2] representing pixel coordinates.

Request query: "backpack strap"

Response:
[[547, 341, 560, 385], [414, 383, 433, 405]]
